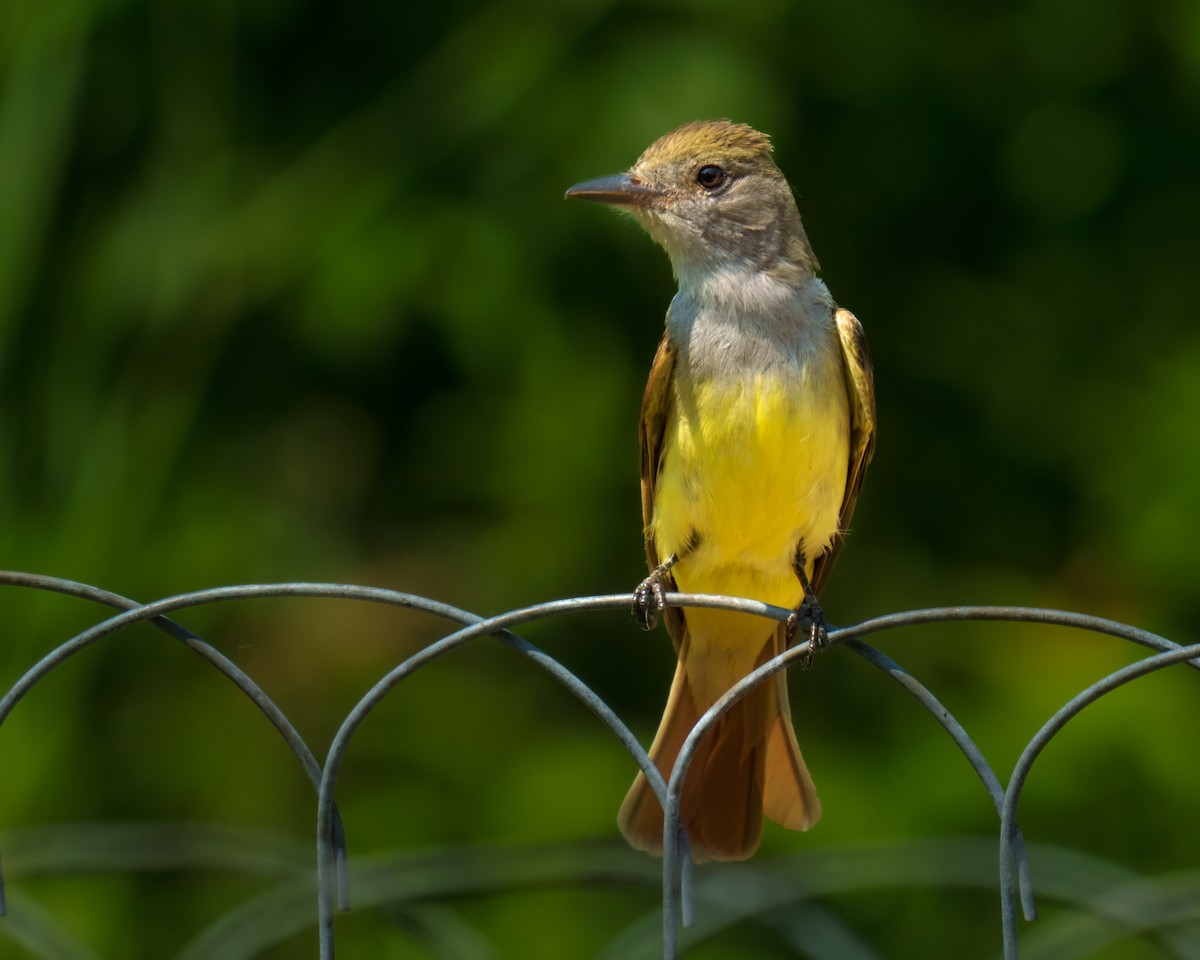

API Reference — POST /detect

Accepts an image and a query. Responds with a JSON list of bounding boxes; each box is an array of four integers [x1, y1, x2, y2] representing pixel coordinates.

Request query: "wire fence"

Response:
[[1, 569, 1197, 959]]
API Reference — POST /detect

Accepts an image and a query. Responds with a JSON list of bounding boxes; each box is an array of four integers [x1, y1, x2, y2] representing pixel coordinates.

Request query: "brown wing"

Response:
[[810, 307, 877, 595], [638, 330, 688, 649]]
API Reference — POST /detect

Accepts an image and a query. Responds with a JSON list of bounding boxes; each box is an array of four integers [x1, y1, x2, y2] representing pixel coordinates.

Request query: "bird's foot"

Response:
[[632, 556, 678, 631], [785, 596, 829, 670]]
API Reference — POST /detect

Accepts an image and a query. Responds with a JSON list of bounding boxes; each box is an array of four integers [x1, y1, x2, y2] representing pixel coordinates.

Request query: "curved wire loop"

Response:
[[998, 641, 1200, 960], [0, 572, 352, 909], [312, 594, 672, 958]]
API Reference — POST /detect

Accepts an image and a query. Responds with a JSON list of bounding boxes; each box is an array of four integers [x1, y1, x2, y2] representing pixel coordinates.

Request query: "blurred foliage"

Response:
[[2, 0, 1200, 955]]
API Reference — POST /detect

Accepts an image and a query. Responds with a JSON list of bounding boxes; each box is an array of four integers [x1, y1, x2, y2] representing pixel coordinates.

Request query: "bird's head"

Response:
[[566, 120, 815, 281]]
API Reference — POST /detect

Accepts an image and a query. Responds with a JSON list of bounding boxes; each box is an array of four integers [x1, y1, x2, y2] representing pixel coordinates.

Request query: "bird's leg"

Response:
[[632, 531, 699, 631], [785, 545, 828, 669]]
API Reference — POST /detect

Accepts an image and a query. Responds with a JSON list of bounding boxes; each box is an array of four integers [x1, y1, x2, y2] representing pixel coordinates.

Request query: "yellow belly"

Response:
[[652, 370, 850, 611], [651, 369, 849, 705]]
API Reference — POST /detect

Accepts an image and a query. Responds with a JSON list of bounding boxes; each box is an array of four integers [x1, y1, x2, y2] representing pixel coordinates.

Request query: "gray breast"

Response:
[[668, 281, 838, 385]]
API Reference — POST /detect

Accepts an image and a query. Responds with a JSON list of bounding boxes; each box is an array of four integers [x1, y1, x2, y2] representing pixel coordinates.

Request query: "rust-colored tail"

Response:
[[617, 626, 821, 861]]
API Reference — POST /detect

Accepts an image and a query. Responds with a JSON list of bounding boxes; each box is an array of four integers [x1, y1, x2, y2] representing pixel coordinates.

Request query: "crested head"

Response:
[[635, 120, 774, 172], [566, 120, 817, 285]]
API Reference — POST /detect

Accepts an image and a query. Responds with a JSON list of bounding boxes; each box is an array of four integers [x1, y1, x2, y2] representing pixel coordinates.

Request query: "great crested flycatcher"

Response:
[[566, 120, 876, 861]]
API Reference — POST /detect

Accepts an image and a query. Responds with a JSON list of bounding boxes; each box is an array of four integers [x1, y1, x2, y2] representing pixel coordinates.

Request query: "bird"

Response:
[[565, 120, 876, 861]]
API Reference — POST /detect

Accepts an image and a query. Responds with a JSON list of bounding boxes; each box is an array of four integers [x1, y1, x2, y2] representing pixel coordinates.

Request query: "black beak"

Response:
[[564, 173, 659, 206]]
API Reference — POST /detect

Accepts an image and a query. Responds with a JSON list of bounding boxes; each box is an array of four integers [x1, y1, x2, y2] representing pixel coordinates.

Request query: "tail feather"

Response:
[[617, 656, 701, 857], [763, 623, 821, 830], [618, 625, 819, 861]]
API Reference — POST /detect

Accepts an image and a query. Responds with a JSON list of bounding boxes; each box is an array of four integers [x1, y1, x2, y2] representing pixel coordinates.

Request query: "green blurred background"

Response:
[[3, 0, 1200, 956]]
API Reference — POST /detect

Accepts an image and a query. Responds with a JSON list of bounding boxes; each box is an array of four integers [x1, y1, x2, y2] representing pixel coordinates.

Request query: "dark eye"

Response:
[[696, 165, 725, 190]]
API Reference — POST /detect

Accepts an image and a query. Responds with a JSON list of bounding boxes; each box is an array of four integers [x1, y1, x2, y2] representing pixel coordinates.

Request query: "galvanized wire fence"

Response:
[[1, 569, 1197, 959]]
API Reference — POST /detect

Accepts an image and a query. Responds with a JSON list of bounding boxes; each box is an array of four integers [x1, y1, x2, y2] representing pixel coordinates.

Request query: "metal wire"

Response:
[[998, 641, 1200, 960], [0, 570, 1196, 959]]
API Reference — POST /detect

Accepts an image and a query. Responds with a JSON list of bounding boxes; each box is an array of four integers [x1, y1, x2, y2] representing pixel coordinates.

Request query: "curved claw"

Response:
[[632, 571, 667, 631], [786, 597, 829, 670]]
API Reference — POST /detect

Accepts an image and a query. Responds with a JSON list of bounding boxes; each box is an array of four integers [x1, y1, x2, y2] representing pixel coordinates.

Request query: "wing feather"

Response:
[[639, 330, 688, 649], [811, 307, 877, 595]]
